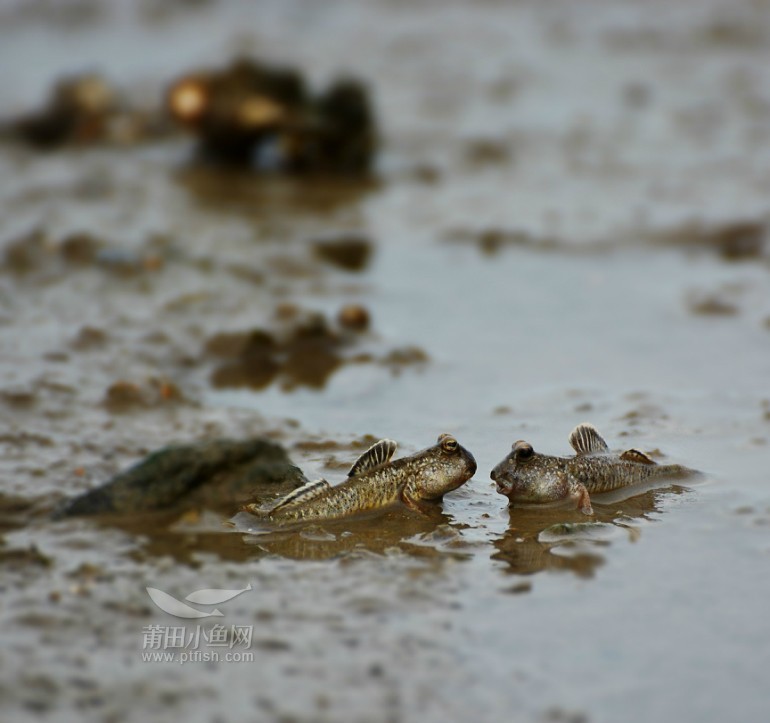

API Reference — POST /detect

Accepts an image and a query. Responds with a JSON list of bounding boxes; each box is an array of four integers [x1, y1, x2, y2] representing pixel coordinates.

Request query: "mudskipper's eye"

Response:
[[441, 436, 458, 453], [513, 441, 534, 460]]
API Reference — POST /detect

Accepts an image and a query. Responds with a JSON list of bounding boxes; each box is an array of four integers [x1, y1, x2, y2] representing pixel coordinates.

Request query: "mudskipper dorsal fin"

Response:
[[569, 423, 609, 455], [620, 449, 657, 465], [348, 439, 397, 477], [269, 479, 331, 512]]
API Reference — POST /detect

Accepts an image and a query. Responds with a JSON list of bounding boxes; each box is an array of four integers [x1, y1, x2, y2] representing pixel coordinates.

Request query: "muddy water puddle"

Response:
[[2, 0, 770, 722]]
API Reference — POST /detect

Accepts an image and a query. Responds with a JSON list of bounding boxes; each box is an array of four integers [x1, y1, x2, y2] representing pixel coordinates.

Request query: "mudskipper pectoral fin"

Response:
[[572, 484, 594, 515], [569, 423, 610, 456], [620, 449, 657, 465], [400, 489, 433, 516], [348, 439, 397, 477]]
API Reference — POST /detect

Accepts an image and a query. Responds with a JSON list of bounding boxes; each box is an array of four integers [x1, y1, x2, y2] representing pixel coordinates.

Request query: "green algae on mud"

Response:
[[55, 438, 307, 518]]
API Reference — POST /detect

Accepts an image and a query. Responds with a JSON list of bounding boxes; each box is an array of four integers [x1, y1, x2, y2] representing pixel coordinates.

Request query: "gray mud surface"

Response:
[[1, 1, 770, 722]]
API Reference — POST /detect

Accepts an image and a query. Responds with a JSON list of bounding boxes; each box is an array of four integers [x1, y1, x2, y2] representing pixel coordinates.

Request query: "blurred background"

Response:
[[1, 1, 769, 722]]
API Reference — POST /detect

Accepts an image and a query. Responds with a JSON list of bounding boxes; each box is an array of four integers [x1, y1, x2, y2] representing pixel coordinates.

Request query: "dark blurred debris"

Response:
[[2, 228, 48, 273], [293, 433, 381, 472], [309, 77, 376, 173], [0, 544, 52, 571], [380, 347, 429, 367], [699, 16, 767, 49], [618, 402, 669, 428], [409, 164, 441, 184], [2, 229, 166, 278], [103, 378, 186, 412], [3, 73, 170, 149], [205, 306, 425, 391], [337, 304, 371, 332], [686, 291, 740, 316], [70, 326, 108, 351], [167, 58, 376, 173], [0, 493, 44, 535], [462, 138, 512, 167], [0, 0, 104, 29], [293, 434, 379, 456], [445, 227, 563, 255], [9, 74, 114, 148], [448, 219, 769, 260], [176, 164, 379, 219], [0, 384, 37, 408], [168, 62, 300, 157], [649, 219, 767, 260], [621, 81, 652, 110], [59, 232, 100, 265], [54, 438, 308, 517], [540, 706, 590, 723], [714, 221, 765, 260], [95, 248, 164, 275], [312, 234, 372, 271], [206, 309, 359, 391]]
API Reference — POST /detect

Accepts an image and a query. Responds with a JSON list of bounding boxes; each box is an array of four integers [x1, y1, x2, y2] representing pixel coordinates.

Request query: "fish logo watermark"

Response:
[[142, 584, 255, 664], [146, 584, 252, 618]]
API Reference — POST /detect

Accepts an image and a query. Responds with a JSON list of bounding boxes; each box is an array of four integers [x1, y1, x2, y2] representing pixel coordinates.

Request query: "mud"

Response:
[[1, 1, 770, 723], [204, 307, 426, 391], [312, 234, 373, 271], [56, 437, 306, 518], [446, 218, 770, 260]]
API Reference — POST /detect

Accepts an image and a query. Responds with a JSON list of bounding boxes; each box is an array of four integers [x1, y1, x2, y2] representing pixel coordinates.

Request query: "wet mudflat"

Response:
[[1, 1, 770, 721]]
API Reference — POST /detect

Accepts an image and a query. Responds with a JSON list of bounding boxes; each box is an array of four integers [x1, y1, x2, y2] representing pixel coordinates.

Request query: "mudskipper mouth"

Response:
[[490, 471, 511, 496]]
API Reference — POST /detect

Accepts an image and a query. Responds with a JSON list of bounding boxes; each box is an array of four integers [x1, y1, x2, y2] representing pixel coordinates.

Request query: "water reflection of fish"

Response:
[[236, 507, 469, 562], [492, 484, 692, 578], [244, 434, 477, 522], [491, 423, 696, 514]]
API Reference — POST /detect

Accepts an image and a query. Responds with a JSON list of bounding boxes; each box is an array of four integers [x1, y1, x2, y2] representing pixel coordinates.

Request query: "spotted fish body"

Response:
[[490, 423, 694, 515], [245, 434, 476, 522]]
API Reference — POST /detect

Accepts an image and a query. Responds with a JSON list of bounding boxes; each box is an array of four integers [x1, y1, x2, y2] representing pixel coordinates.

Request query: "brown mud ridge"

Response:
[[2, 228, 166, 279], [203, 306, 427, 391], [312, 234, 372, 272], [168, 58, 376, 173], [446, 218, 769, 261]]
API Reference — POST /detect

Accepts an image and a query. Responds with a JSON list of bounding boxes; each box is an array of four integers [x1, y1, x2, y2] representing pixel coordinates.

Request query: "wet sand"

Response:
[[1, 1, 770, 721]]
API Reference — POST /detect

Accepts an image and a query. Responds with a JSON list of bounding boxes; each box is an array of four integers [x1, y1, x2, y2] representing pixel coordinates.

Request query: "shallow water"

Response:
[[1, 1, 770, 721]]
